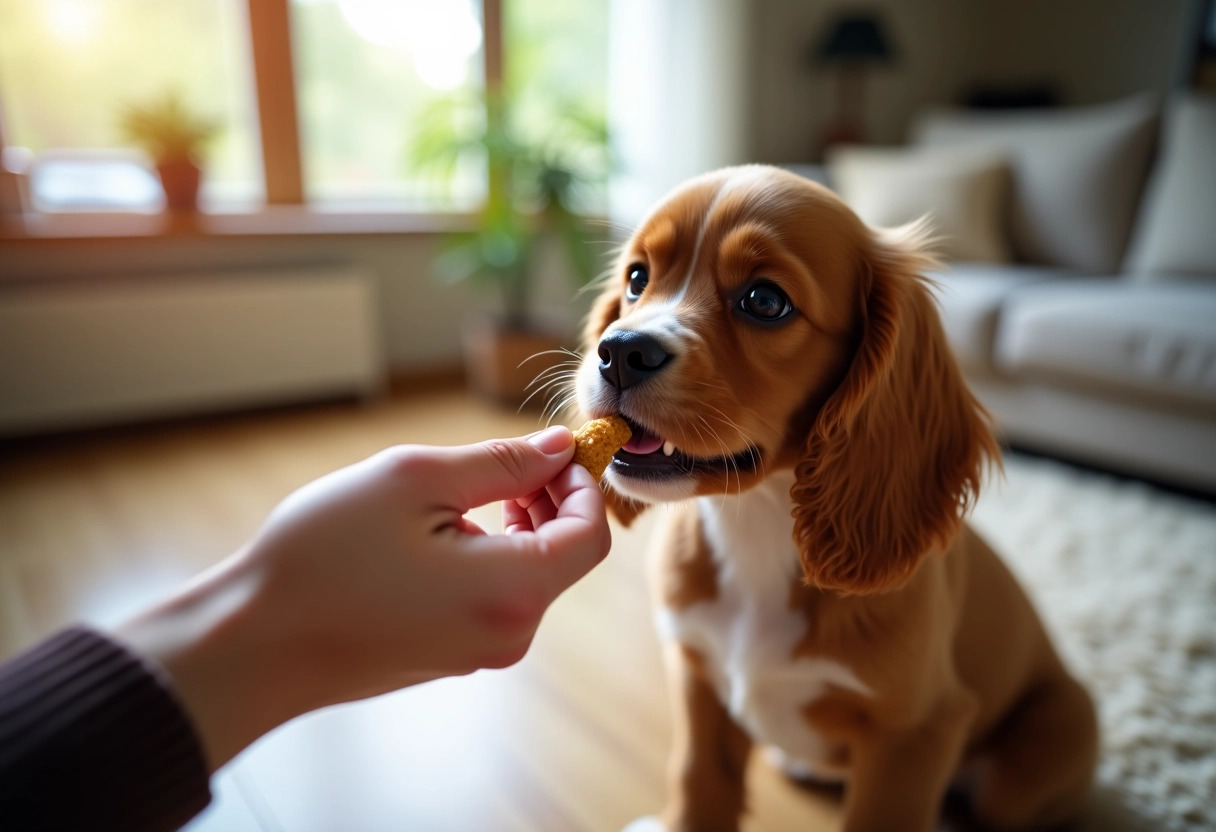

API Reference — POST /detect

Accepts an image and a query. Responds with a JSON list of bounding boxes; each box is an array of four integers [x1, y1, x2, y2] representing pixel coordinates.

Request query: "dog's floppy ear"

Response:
[[790, 223, 998, 595], [581, 278, 650, 528]]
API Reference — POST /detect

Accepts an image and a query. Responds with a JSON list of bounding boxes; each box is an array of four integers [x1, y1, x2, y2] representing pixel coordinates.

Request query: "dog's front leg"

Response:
[[837, 695, 975, 832], [651, 642, 752, 832]]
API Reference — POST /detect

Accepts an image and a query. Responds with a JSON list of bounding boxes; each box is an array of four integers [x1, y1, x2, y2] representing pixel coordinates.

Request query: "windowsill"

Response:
[[0, 205, 477, 244]]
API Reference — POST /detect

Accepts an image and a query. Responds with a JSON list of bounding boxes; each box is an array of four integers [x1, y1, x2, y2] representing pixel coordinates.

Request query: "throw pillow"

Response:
[[912, 94, 1159, 273], [827, 146, 1013, 263], [1124, 93, 1216, 280]]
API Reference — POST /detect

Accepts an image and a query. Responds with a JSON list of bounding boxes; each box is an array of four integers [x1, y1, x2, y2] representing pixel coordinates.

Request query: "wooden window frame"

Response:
[[247, 0, 304, 204]]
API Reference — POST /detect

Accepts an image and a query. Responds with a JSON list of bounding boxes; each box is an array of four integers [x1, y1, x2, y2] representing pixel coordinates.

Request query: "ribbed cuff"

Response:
[[0, 626, 211, 832]]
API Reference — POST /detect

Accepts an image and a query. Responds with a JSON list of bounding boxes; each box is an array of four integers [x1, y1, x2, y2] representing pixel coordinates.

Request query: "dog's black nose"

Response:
[[597, 330, 672, 391]]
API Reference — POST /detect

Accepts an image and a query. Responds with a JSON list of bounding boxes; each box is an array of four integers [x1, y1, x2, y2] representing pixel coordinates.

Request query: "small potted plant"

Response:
[[409, 92, 609, 406], [120, 91, 221, 212]]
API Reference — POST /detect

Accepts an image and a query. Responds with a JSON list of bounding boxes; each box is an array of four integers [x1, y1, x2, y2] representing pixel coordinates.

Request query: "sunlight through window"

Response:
[[337, 0, 482, 90], [291, 0, 486, 208], [0, 0, 262, 208]]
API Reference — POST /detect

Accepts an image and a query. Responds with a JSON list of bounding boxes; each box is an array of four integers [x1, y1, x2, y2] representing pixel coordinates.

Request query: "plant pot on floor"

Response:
[[156, 157, 201, 212], [461, 316, 570, 408]]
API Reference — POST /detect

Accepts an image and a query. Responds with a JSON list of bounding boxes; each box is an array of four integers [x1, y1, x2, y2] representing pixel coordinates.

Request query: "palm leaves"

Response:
[[407, 90, 609, 330]]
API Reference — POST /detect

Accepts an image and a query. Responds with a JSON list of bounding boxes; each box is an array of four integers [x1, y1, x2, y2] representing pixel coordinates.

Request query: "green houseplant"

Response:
[[409, 92, 610, 404], [120, 91, 221, 212]]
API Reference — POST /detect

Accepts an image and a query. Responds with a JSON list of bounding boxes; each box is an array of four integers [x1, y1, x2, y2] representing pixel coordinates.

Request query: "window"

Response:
[[0, 0, 263, 208], [290, 0, 487, 208]]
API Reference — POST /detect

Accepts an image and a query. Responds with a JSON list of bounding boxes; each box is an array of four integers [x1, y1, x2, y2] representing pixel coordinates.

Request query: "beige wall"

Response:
[[746, 0, 1201, 163], [968, 0, 1198, 106]]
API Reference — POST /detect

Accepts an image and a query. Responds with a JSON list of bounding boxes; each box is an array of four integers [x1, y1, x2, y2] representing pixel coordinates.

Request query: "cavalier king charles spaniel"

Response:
[[575, 165, 1098, 832]]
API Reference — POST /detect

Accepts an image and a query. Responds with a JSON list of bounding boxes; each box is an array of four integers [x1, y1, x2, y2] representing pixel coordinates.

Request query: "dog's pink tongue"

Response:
[[624, 432, 664, 455]]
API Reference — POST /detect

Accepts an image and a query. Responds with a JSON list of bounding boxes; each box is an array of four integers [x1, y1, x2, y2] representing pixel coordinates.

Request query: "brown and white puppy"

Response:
[[575, 166, 1098, 832]]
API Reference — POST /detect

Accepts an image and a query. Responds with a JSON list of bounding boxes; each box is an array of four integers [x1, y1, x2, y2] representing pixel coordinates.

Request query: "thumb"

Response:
[[426, 426, 575, 510]]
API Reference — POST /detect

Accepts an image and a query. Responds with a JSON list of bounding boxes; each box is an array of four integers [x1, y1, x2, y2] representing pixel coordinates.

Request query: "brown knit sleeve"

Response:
[[0, 626, 212, 832]]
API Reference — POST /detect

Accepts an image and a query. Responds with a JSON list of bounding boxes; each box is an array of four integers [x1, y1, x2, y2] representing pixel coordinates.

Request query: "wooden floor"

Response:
[[0, 389, 841, 832]]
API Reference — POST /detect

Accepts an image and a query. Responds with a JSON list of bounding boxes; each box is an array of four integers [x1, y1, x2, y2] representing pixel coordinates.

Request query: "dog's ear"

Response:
[[790, 223, 998, 595]]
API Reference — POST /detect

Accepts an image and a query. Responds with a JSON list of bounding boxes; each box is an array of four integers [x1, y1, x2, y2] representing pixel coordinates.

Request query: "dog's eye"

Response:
[[626, 265, 648, 300], [739, 282, 793, 321]]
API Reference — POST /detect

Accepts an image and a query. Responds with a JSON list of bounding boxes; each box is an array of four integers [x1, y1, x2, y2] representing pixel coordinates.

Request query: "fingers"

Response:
[[453, 516, 488, 536], [420, 426, 575, 511], [465, 462, 611, 597], [460, 464, 610, 671], [502, 489, 557, 535], [535, 464, 612, 588], [547, 460, 607, 530], [526, 491, 559, 530], [503, 498, 533, 535]]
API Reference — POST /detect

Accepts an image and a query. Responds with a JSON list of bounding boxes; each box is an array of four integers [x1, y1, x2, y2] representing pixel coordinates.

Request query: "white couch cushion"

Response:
[[827, 146, 1012, 263], [1124, 93, 1216, 279], [928, 264, 1071, 371], [913, 95, 1159, 273], [995, 281, 1216, 409]]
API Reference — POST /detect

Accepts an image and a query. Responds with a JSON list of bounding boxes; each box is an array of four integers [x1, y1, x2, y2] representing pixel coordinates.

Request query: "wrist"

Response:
[[115, 551, 304, 770]]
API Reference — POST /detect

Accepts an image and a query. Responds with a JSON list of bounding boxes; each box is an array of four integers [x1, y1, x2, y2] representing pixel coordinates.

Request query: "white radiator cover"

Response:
[[0, 266, 385, 435]]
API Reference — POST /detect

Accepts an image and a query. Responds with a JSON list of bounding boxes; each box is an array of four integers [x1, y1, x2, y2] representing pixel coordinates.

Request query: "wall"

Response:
[[967, 0, 1200, 106], [745, 0, 1202, 163], [608, 0, 751, 225]]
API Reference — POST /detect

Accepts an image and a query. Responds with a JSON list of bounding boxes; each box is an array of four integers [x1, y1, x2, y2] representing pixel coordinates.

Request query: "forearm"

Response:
[[115, 550, 320, 771]]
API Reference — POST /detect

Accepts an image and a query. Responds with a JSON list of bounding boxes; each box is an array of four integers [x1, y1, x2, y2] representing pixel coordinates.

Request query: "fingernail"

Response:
[[527, 425, 572, 455]]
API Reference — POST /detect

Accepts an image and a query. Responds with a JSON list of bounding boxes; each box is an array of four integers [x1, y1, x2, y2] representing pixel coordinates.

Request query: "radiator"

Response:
[[0, 266, 385, 435]]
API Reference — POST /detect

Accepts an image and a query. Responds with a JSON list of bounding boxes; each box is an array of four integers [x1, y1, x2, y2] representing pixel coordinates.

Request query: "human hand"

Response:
[[117, 426, 611, 770], [251, 424, 611, 682]]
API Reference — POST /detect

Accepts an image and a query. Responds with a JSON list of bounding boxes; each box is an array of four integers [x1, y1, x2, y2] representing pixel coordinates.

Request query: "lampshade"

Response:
[[812, 12, 895, 64]]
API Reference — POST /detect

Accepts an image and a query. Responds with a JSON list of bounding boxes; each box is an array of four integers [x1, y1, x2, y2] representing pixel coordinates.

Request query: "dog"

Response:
[[574, 165, 1098, 832]]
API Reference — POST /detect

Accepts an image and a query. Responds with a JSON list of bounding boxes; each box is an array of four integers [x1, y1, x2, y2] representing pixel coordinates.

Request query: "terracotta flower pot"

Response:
[[156, 157, 201, 212], [461, 316, 571, 409]]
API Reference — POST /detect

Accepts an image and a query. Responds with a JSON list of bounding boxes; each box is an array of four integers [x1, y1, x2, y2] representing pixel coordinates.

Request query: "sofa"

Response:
[[795, 92, 1216, 493]]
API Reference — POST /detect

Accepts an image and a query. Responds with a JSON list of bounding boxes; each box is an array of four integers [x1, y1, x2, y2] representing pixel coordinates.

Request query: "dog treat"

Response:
[[572, 415, 632, 481]]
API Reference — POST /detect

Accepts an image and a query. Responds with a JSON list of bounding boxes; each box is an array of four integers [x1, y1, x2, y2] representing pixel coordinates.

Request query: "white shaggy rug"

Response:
[[970, 454, 1216, 832]]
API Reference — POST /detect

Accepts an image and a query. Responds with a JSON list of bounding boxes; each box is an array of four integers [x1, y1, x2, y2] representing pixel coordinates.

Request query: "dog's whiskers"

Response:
[[519, 368, 579, 414], [693, 413, 741, 515], [516, 348, 582, 371], [544, 390, 579, 427], [523, 362, 581, 392]]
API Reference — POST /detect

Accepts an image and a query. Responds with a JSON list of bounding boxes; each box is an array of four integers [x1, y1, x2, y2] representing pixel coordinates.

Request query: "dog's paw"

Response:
[[621, 816, 668, 832]]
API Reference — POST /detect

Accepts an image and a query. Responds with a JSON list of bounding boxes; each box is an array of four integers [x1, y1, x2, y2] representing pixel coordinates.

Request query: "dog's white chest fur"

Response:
[[655, 472, 871, 780]]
